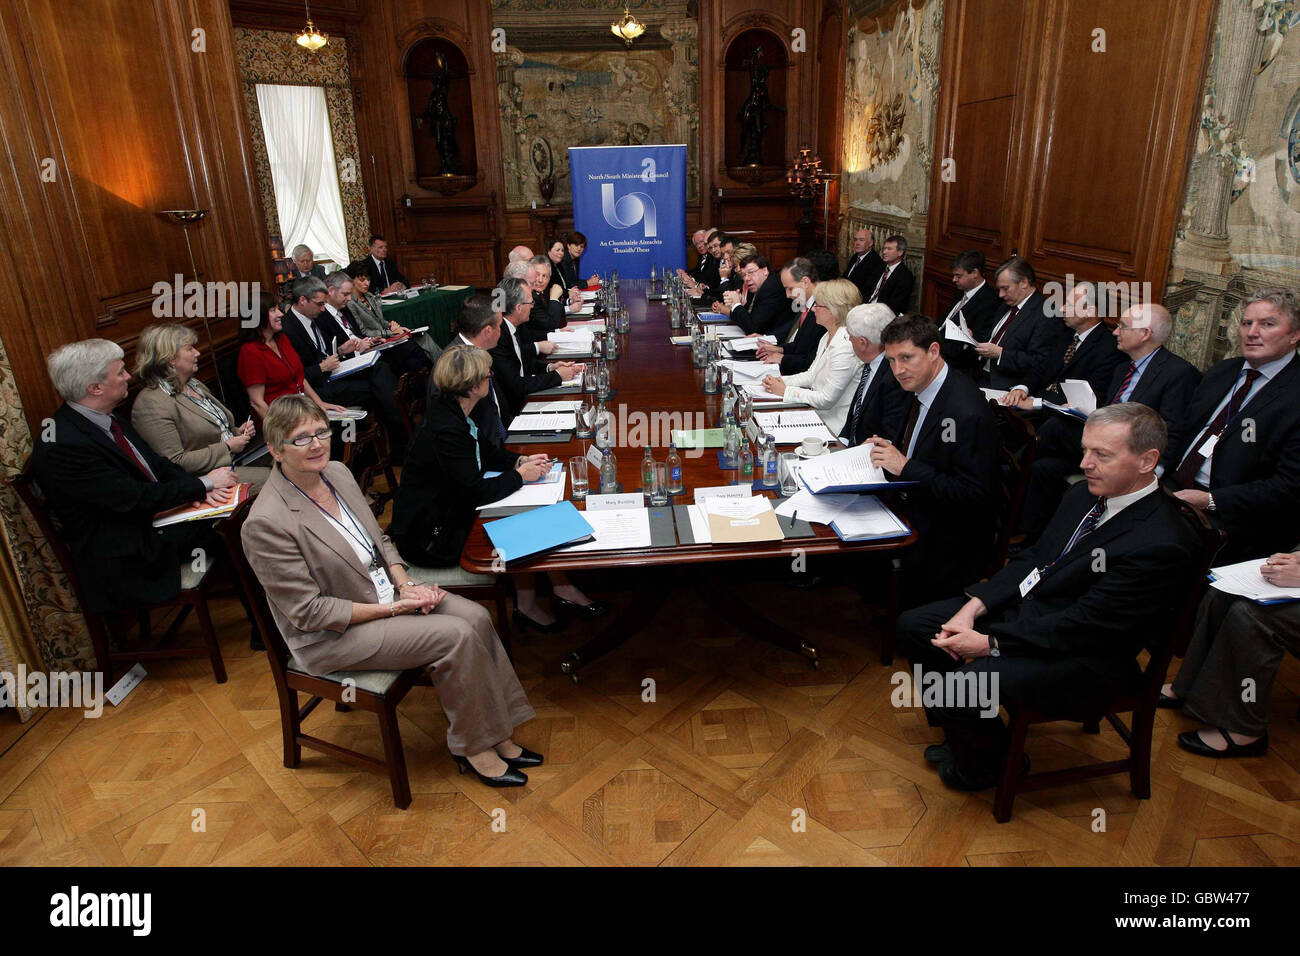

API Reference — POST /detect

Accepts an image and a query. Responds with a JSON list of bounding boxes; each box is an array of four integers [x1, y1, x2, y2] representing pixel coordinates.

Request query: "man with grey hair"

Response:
[[521, 254, 580, 344], [30, 339, 239, 616], [1161, 286, 1300, 562], [839, 303, 908, 446], [507, 245, 534, 264], [896, 400, 1202, 791], [489, 277, 581, 423], [1011, 301, 1201, 544], [290, 244, 327, 281], [756, 257, 826, 375]]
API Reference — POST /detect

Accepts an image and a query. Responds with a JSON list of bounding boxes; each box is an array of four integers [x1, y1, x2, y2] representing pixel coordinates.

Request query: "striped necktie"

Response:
[[1111, 362, 1136, 403], [1051, 497, 1106, 565]]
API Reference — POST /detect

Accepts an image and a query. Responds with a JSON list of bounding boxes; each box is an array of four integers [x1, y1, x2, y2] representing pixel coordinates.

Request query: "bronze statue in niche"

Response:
[[422, 52, 461, 175], [737, 47, 783, 166]]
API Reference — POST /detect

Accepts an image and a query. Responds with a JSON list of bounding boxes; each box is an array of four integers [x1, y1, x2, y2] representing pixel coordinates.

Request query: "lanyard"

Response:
[[287, 474, 382, 571], [178, 384, 233, 438]]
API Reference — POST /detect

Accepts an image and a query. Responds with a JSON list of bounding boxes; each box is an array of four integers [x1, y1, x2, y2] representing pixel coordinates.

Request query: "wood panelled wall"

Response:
[[923, 0, 1215, 316], [0, 0, 269, 434]]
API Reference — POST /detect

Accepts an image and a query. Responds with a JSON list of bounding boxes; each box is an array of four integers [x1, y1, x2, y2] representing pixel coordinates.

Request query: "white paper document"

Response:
[[508, 412, 576, 431], [329, 351, 379, 379], [476, 472, 568, 510], [709, 324, 747, 339], [943, 319, 977, 346], [548, 328, 594, 344], [830, 496, 910, 540], [1208, 559, 1300, 603], [742, 383, 784, 401], [724, 335, 777, 354], [522, 400, 581, 413], [797, 444, 891, 493], [561, 508, 652, 552], [703, 495, 773, 519], [1058, 379, 1097, 415], [581, 290, 598, 300], [752, 409, 839, 445], [693, 484, 751, 506], [773, 490, 861, 525], [721, 359, 779, 382], [980, 387, 1010, 402]]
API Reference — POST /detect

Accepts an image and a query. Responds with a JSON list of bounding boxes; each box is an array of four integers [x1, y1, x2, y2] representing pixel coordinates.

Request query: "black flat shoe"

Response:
[[924, 741, 951, 764], [513, 608, 564, 634], [938, 754, 1030, 792], [552, 596, 610, 618], [1156, 691, 1183, 709], [1177, 728, 1268, 759], [498, 746, 544, 768], [452, 754, 528, 787]]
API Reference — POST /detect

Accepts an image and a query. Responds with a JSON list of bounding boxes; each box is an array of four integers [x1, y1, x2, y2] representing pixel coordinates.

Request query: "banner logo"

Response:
[[601, 184, 657, 238]]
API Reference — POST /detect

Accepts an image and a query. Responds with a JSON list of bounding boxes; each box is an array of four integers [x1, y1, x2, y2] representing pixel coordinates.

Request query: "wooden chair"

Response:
[[8, 461, 227, 683], [991, 499, 1225, 822], [215, 499, 424, 809], [341, 417, 399, 518], [986, 400, 1037, 576], [395, 369, 430, 434]]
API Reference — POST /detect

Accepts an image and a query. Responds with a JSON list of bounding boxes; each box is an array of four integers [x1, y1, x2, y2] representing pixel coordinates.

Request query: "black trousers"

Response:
[[316, 362, 408, 462], [897, 597, 1121, 776]]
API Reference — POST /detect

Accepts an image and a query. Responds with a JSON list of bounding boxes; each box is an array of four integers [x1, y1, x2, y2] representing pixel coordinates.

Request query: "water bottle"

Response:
[[761, 434, 779, 488], [739, 439, 754, 483], [665, 441, 684, 494], [596, 359, 611, 399], [600, 448, 619, 494], [641, 445, 656, 498], [594, 399, 612, 450], [703, 361, 719, 394], [723, 414, 739, 469], [606, 330, 620, 360]]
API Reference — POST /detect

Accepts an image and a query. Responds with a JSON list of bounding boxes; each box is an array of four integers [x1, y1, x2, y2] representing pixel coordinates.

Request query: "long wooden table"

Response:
[[460, 280, 916, 679]]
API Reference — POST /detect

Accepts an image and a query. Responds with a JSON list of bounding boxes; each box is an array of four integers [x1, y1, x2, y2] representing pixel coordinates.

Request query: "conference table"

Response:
[[379, 285, 476, 347], [459, 280, 916, 680]]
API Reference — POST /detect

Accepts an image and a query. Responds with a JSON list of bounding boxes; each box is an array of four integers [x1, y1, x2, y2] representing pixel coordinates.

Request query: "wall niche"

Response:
[[404, 37, 477, 193], [724, 27, 789, 183]]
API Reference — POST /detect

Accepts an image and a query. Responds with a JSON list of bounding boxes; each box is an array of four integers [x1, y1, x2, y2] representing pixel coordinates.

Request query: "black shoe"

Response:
[[250, 628, 265, 652], [786, 574, 824, 591], [513, 608, 565, 634], [924, 741, 951, 764], [1156, 690, 1183, 709], [552, 596, 610, 618], [937, 754, 1030, 792], [498, 746, 544, 768], [1177, 728, 1268, 759], [452, 754, 528, 787]]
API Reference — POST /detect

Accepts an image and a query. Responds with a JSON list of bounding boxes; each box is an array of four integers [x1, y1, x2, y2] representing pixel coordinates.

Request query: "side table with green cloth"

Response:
[[380, 287, 476, 348]]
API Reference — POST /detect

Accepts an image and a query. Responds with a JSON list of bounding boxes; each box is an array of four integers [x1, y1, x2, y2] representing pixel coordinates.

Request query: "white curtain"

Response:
[[256, 83, 350, 267]]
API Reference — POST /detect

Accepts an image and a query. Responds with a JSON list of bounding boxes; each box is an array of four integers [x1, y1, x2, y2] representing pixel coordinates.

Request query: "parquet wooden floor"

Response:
[[3, 571, 1299, 867]]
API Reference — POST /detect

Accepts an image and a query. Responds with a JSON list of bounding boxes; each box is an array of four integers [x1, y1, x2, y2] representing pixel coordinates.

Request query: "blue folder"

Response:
[[696, 312, 728, 322], [798, 473, 917, 495], [483, 501, 595, 563]]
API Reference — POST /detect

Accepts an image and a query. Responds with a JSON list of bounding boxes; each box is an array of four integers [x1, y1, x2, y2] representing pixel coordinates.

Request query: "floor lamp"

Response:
[[158, 208, 229, 405]]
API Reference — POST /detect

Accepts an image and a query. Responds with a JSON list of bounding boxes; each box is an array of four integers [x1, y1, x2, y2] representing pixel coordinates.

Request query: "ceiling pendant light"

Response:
[[610, 7, 646, 48], [296, 1, 328, 52]]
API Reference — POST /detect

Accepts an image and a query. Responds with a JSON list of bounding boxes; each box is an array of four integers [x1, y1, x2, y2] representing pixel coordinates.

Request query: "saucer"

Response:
[[795, 446, 827, 459]]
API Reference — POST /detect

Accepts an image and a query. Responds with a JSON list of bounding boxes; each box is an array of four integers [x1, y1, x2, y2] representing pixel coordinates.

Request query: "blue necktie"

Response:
[[1055, 498, 1107, 563]]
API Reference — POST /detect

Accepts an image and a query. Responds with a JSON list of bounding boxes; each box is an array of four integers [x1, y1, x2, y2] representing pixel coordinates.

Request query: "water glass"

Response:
[[569, 456, 590, 500], [650, 463, 669, 506], [779, 453, 800, 496]]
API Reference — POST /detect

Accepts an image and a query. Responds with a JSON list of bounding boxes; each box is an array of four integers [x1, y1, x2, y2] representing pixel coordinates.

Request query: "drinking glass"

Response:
[[569, 456, 590, 500], [779, 453, 800, 496], [650, 463, 669, 506]]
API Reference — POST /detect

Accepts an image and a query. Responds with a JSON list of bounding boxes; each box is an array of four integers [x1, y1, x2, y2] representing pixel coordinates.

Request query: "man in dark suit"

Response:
[[867, 314, 1001, 608], [896, 402, 1202, 790], [30, 339, 240, 615], [280, 276, 409, 462], [755, 258, 827, 375], [863, 234, 914, 316], [289, 244, 327, 282], [427, 294, 511, 448], [519, 255, 578, 343], [324, 271, 428, 376], [490, 277, 581, 424], [1161, 288, 1300, 563], [1003, 280, 1126, 408], [677, 229, 708, 282], [938, 250, 1001, 377], [840, 303, 908, 446], [357, 234, 410, 295], [726, 254, 787, 335], [842, 228, 885, 302], [1012, 302, 1201, 540], [696, 235, 735, 302], [975, 256, 1064, 394], [695, 230, 722, 292]]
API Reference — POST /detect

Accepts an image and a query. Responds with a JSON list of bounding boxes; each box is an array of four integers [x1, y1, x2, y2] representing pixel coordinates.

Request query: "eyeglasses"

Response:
[[286, 428, 331, 447]]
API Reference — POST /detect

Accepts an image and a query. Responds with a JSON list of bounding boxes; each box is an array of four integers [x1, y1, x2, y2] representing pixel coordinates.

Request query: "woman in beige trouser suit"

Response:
[[240, 394, 539, 787]]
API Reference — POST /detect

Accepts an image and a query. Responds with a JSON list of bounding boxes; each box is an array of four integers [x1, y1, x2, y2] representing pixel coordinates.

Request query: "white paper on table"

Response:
[[669, 335, 693, 346], [721, 359, 779, 381], [438, 284, 470, 291], [1058, 379, 1098, 415], [710, 324, 747, 339], [943, 319, 977, 346], [508, 412, 576, 431], [773, 489, 861, 525], [580, 290, 598, 300], [544, 379, 583, 390], [753, 409, 824, 429], [550, 342, 593, 356], [980, 387, 1010, 402], [742, 382, 782, 401], [523, 400, 581, 413], [548, 328, 594, 343], [797, 444, 890, 493], [703, 495, 773, 520], [724, 335, 777, 353], [686, 504, 713, 543], [566, 318, 606, 328], [831, 496, 910, 539], [693, 484, 751, 506], [1208, 559, 1300, 602], [561, 508, 653, 552], [476, 471, 568, 510]]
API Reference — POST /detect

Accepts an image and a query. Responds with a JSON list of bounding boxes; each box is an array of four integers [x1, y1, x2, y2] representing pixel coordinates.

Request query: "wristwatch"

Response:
[[987, 634, 1001, 658], [1206, 493, 1217, 512]]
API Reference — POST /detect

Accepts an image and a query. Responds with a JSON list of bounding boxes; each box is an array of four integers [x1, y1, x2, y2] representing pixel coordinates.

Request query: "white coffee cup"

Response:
[[801, 436, 827, 456]]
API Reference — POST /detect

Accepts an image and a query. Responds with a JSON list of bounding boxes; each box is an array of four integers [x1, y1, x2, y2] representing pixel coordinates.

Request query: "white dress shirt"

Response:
[[1014, 320, 1103, 404], [943, 280, 985, 327], [781, 326, 865, 434], [1182, 351, 1295, 488]]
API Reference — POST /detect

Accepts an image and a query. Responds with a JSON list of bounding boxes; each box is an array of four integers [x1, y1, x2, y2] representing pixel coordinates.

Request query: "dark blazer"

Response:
[[773, 306, 827, 376], [891, 368, 1002, 602], [731, 272, 788, 335], [356, 254, 409, 291], [426, 364, 510, 451], [281, 308, 350, 390], [967, 483, 1202, 682], [695, 255, 720, 292], [843, 249, 885, 302], [840, 356, 908, 447], [290, 264, 327, 282], [1161, 354, 1300, 562], [688, 252, 714, 282], [867, 262, 915, 316], [1105, 346, 1201, 424], [940, 283, 1001, 376], [389, 396, 523, 567], [558, 251, 582, 287], [705, 273, 742, 305], [1040, 322, 1127, 406], [489, 326, 561, 424], [30, 404, 208, 613], [983, 291, 1065, 394], [518, 294, 567, 343]]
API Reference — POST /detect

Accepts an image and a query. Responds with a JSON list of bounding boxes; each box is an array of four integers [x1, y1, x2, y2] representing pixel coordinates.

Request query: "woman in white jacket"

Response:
[[760, 279, 864, 434]]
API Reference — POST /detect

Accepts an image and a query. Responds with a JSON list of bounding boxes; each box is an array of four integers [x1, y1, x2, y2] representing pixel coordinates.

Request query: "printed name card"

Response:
[[585, 493, 644, 511]]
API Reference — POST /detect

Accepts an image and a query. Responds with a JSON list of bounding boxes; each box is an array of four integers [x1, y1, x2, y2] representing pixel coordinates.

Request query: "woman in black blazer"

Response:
[[390, 344, 608, 631]]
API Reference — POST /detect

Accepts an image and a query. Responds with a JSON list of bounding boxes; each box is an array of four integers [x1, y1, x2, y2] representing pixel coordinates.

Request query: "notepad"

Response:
[[671, 428, 726, 448], [1208, 559, 1300, 604], [797, 444, 913, 493], [483, 501, 595, 562], [153, 483, 252, 528], [476, 471, 568, 510], [559, 508, 653, 553], [329, 351, 379, 380], [752, 410, 840, 445], [509, 412, 577, 432]]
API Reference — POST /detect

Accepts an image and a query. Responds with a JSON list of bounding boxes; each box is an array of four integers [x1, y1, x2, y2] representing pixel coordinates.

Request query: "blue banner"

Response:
[[569, 145, 686, 279]]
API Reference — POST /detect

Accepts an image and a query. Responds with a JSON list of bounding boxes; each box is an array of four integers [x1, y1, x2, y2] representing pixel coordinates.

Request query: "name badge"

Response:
[[1019, 568, 1042, 598], [1197, 433, 1219, 458], [586, 446, 605, 471], [370, 564, 395, 604]]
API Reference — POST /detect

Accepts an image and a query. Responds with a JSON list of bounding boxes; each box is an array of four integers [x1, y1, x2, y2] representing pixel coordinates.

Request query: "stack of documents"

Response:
[[752, 409, 839, 445], [329, 351, 379, 380], [797, 444, 913, 493], [1043, 379, 1098, 419], [153, 483, 252, 527], [1209, 559, 1300, 604], [560, 497, 653, 553], [483, 501, 594, 562], [476, 470, 568, 510], [707, 324, 747, 339], [724, 335, 776, 354], [773, 490, 909, 541], [547, 329, 594, 355], [720, 359, 778, 382], [685, 492, 783, 544]]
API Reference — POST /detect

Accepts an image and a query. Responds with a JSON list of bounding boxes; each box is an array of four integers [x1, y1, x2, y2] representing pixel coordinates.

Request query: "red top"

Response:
[[238, 334, 306, 410]]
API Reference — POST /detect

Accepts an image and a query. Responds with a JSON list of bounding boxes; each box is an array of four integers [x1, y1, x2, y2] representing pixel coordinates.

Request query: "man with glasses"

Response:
[[489, 277, 581, 424], [725, 253, 787, 335]]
